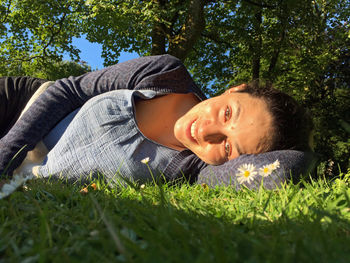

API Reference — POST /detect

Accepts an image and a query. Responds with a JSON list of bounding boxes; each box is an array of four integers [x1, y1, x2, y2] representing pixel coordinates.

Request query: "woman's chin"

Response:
[[196, 154, 227, 166]]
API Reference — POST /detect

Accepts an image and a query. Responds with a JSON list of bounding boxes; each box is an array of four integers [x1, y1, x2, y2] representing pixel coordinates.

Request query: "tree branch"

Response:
[[0, 0, 12, 24], [168, 0, 205, 60], [268, 12, 287, 78], [42, 11, 68, 57], [252, 8, 262, 80], [168, 0, 185, 37], [151, 0, 167, 55], [242, 0, 276, 9], [201, 31, 234, 49], [14, 8, 69, 63]]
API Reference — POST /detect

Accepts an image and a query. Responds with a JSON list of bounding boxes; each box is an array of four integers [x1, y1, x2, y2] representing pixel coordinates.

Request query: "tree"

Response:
[[0, 0, 212, 74], [0, 0, 86, 76], [26, 60, 91, 80], [82, 0, 213, 63]]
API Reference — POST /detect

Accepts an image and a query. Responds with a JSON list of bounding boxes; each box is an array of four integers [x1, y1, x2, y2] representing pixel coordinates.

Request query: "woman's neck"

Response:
[[135, 93, 200, 151]]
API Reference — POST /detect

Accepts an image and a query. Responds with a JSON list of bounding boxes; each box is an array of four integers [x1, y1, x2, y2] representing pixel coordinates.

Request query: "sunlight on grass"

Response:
[[1, 169, 350, 262]]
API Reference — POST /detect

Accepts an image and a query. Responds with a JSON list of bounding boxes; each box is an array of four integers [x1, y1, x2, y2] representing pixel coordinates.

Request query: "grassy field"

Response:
[[1, 169, 350, 263]]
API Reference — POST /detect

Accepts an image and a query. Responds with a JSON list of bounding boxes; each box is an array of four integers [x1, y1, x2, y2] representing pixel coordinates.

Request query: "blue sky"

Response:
[[65, 36, 139, 70]]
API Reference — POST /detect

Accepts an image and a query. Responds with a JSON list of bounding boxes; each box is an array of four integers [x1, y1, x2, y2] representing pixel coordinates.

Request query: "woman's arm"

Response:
[[0, 76, 47, 138], [0, 54, 202, 175]]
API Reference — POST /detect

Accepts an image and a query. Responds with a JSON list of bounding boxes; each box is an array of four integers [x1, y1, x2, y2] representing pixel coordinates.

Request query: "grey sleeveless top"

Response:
[[38, 89, 186, 184]]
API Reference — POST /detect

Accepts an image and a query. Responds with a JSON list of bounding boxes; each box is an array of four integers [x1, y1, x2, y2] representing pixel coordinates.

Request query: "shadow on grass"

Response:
[[0, 178, 349, 263]]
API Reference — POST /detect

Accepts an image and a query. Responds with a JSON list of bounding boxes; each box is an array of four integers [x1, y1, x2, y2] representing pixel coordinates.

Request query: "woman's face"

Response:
[[174, 88, 274, 165]]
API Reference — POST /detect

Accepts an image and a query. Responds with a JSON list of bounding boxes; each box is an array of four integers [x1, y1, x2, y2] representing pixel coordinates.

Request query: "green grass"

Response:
[[1, 170, 350, 263]]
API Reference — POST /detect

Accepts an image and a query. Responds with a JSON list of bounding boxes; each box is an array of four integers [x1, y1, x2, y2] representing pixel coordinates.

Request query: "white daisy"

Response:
[[270, 160, 280, 170], [259, 164, 274, 177], [259, 160, 280, 177], [141, 157, 150, 164], [236, 163, 257, 184]]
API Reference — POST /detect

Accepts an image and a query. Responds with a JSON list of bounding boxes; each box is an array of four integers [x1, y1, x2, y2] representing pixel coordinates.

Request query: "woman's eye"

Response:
[[225, 141, 231, 157], [225, 106, 231, 121]]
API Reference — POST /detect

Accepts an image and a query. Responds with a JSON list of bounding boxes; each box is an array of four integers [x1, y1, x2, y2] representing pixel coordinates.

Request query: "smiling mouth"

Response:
[[190, 120, 197, 142]]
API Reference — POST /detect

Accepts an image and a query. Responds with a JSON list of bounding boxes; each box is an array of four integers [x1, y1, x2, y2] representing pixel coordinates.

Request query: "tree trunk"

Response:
[[267, 29, 285, 81], [151, 0, 166, 55], [168, 0, 205, 61], [151, 22, 166, 55], [252, 9, 262, 81]]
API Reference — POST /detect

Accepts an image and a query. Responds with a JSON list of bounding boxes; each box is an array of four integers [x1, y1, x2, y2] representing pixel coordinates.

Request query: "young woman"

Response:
[[0, 55, 314, 187]]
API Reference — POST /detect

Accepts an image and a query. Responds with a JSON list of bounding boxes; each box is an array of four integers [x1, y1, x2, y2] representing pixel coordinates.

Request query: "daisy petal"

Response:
[[141, 157, 150, 164], [236, 163, 257, 184]]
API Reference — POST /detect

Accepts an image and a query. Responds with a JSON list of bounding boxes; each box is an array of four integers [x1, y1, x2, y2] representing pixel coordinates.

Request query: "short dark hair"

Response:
[[238, 82, 314, 152]]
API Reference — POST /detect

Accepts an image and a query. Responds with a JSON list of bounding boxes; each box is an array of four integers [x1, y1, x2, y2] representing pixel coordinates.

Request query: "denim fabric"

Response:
[[42, 109, 79, 151], [38, 90, 183, 184]]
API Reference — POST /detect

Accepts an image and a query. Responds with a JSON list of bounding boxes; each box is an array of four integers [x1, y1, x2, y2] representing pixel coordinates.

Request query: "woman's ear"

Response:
[[225, 83, 247, 94]]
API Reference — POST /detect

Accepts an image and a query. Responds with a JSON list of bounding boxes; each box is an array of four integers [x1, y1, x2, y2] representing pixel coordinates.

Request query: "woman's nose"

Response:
[[198, 120, 226, 143]]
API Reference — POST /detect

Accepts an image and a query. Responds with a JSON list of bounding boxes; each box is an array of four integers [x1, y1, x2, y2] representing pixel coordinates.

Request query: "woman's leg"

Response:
[[0, 76, 47, 138]]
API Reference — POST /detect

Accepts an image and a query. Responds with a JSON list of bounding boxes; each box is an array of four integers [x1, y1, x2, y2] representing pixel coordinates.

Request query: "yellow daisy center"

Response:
[[244, 171, 250, 177], [264, 167, 269, 173]]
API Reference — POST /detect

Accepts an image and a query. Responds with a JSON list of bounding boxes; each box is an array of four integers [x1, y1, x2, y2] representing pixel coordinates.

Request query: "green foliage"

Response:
[[82, 0, 152, 65], [187, 0, 350, 171], [83, 0, 205, 63], [25, 60, 92, 80], [1, 173, 350, 262], [0, 0, 86, 75]]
